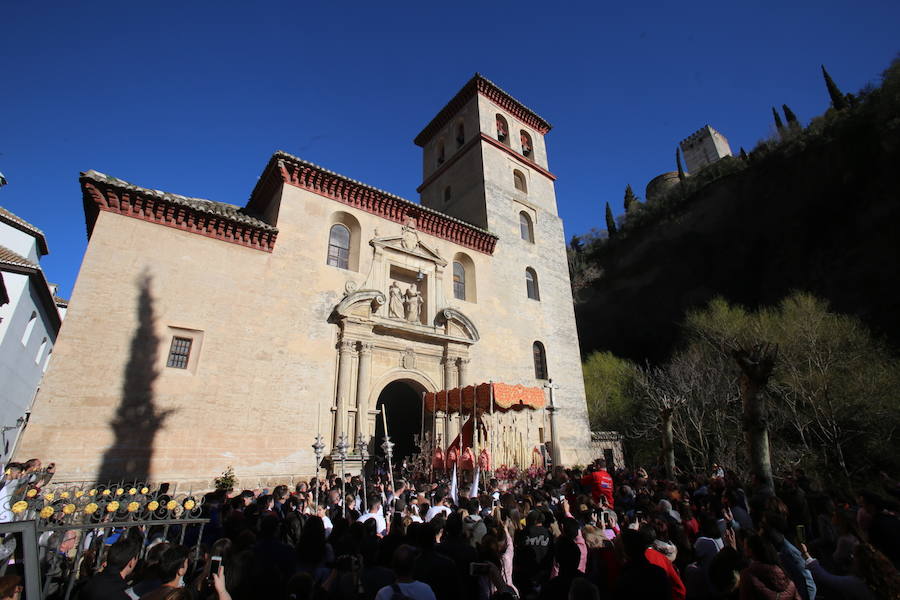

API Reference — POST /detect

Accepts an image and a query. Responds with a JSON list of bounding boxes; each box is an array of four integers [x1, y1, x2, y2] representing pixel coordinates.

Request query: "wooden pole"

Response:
[[489, 381, 494, 480]]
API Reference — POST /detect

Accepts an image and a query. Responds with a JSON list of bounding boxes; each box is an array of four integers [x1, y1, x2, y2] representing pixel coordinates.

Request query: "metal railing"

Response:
[[0, 476, 209, 599]]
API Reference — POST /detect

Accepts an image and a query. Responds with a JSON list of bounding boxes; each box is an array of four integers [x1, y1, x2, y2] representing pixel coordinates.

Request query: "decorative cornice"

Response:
[[418, 133, 556, 193], [80, 171, 278, 253], [414, 74, 552, 148], [254, 152, 498, 255]]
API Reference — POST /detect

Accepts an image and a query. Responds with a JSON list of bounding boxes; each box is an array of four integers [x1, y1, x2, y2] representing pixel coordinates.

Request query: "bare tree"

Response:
[[732, 343, 778, 492]]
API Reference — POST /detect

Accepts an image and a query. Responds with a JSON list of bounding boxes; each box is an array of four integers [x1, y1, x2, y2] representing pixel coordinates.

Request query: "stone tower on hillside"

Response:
[[679, 125, 732, 174]]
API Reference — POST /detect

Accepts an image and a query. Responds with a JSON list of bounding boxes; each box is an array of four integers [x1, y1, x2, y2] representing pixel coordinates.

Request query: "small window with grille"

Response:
[[167, 336, 192, 369]]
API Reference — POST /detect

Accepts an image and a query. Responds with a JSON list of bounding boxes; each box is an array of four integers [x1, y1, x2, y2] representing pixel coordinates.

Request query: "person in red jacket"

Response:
[[582, 459, 615, 508], [640, 525, 687, 600]]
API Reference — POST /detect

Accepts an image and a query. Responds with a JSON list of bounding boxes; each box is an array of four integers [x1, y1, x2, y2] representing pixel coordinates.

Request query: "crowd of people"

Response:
[[2, 456, 900, 600]]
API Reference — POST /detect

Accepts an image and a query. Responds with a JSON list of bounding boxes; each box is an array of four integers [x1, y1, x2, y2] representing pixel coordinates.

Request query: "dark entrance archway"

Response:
[[374, 380, 424, 462]]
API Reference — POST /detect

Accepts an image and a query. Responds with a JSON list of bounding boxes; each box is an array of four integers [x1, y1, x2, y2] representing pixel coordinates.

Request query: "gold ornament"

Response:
[[183, 499, 196, 510], [88, 489, 97, 496], [128, 488, 137, 495], [166, 500, 177, 511], [43, 492, 55, 501], [75, 490, 85, 498], [127, 501, 140, 513], [147, 500, 160, 511], [39, 506, 54, 519], [26, 489, 37, 498], [11, 501, 28, 514], [141, 487, 149, 494], [115, 488, 124, 496], [63, 504, 76, 515], [102, 489, 111, 496], [84, 503, 98, 514], [60, 491, 70, 499], [106, 501, 120, 512]]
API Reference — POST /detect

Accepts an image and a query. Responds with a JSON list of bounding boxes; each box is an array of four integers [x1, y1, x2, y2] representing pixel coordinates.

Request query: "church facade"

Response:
[[17, 75, 593, 486]]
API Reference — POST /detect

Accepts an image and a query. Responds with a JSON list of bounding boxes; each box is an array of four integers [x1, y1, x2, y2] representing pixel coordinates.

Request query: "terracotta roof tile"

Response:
[[81, 170, 278, 233], [0, 244, 38, 270], [0, 206, 49, 255]]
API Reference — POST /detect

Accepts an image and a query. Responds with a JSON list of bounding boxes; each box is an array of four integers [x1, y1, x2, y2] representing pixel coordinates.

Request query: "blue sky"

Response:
[[1, 1, 898, 297]]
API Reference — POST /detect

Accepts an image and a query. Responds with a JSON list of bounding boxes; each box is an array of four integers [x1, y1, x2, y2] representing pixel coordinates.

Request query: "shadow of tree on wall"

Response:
[[96, 272, 175, 484]]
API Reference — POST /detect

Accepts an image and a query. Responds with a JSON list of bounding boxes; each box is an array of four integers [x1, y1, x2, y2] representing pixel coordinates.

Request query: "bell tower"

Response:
[[414, 74, 557, 233]]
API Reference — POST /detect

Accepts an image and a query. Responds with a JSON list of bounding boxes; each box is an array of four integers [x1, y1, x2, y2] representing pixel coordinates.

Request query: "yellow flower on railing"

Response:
[[183, 499, 196, 510], [39, 506, 54, 519], [88, 489, 97, 497], [63, 504, 76, 515], [127, 501, 140, 513], [128, 488, 137, 496], [44, 492, 54, 501], [106, 501, 120, 512], [60, 491, 70, 499], [26, 489, 37, 498], [147, 500, 160, 511], [115, 488, 124, 496], [102, 490, 111, 496], [166, 500, 177, 511], [75, 490, 85, 499], [141, 487, 149, 494], [84, 503, 98, 514], [11, 501, 28, 514]]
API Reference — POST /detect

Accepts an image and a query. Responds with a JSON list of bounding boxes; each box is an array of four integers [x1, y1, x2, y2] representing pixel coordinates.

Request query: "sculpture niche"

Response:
[[387, 281, 424, 324]]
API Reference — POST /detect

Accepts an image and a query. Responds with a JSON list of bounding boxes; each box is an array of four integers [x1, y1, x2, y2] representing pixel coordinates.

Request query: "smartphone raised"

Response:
[[209, 555, 222, 578], [795, 525, 806, 545]]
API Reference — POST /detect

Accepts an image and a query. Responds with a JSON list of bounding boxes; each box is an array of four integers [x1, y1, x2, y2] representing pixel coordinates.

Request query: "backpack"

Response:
[[390, 583, 411, 600]]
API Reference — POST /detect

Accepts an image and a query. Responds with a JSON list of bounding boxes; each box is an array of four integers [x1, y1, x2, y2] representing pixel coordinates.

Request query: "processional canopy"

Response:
[[424, 382, 546, 414]]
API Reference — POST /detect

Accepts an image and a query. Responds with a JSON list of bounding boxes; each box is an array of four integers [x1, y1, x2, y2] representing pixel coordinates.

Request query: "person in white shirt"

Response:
[[375, 544, 436, 600], [424, 496, 453, 522], [357, 498, 387, 535]]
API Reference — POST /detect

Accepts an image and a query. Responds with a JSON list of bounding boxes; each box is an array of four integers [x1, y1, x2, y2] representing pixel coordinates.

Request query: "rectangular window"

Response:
[[166, 336, 192, 369], [327, 244, 350, 270]]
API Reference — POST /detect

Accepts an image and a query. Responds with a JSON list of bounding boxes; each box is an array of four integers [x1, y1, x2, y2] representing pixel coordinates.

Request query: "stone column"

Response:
[[443, 356, 456, 390], [456, 358, 470, 387], [356, 342, 372, 443], [334, 338, 355, 446]]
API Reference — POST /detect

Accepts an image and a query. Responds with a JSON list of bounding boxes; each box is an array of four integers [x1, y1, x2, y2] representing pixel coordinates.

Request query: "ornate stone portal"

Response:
[[329, 221, 479, 456]]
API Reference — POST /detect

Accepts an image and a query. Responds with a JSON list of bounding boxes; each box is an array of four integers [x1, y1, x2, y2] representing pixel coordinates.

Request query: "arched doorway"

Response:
[[374, 380, 425, 463]]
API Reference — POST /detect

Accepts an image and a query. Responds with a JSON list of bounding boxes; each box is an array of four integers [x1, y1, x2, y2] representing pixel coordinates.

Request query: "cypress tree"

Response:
[[739, 147, 748, 160], [772, 106, 785, 133], [623, 184, 638, 213], [783, 104, 800, 129], [822, 65, 848, 110], [605, 202, 617, 237], [676, 148, 686, 183]]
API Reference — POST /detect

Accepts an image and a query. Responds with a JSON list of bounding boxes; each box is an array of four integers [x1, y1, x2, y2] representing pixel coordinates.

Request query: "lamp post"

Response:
[[543, 379, 561, 467], [311, 433, 325, 510], [336, 433, 349, 519], [356, 432, 369, 514]]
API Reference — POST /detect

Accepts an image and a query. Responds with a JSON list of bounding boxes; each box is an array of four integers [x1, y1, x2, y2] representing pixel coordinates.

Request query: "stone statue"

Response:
[[404, 283, 424, 323], [388, 281, 405, 319]]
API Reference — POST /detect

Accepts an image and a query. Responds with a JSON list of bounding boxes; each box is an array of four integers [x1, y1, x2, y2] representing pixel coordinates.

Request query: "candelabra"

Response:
[[336, 433, 349, 519], [356, 432, 369, 513], [311, 433, 325, 510], [381, 434, 395, 496]]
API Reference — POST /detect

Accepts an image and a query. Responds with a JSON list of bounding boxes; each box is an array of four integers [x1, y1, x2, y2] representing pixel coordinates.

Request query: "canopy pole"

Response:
[[489, 381, 494, 482]]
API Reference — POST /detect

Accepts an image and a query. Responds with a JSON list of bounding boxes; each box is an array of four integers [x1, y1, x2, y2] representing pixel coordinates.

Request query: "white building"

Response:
[[0, 207, 65, 463]]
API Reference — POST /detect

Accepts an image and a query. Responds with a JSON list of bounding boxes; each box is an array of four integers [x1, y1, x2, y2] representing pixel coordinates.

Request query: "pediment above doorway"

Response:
[[370, 224, 448, 267]]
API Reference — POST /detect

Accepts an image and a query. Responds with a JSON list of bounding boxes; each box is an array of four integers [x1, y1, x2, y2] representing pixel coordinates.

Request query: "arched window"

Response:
[[533, 341, 548, 379], [42, 349, 52, 373], [496, 114, 509, 145], [452, 252, 477, 302], [513, 170, 527, 193], [437, 141, 446, 165], [519, 212, 534, 243], [520, 131, 533, 157], [35, 337, 47, 364], [21, 311, 36, 346], [525, 267, 540, 300], [327, 224, 351, 270], [453, 262, 466, 300], [456, 122, 465, 147], [443, 186, 452, 203]]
